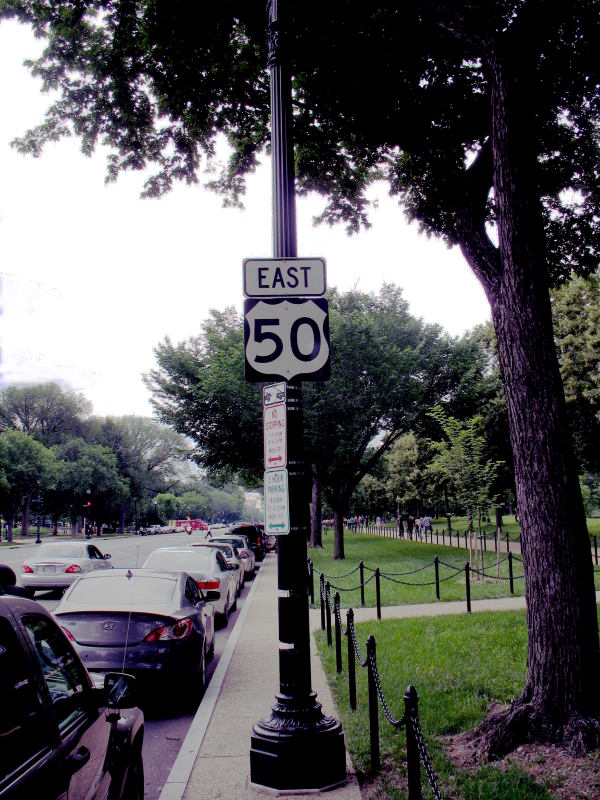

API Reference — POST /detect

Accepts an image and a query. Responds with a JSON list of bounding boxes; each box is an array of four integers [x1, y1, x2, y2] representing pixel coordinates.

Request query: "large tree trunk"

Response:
[[462, 31, 600, 756], [332, 508, 345, 560], [309, 464, 323, 548]]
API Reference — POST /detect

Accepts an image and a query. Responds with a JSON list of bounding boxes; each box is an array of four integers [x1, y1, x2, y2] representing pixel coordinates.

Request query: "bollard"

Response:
[[347, 609, 356, 711], [375, 567, 381, 620], [494, 530, 498, 552], [334, 592, 343, 673], [320, 573, 325, 630], [509, 551, 514, 594], [464, 531, 467, 549], [484, 533, 487, 551], [404, 686, 423, 800], [449, 529, 452, 547], [367, 636, 380, 774], [434, 556, 440, 600], [443, 529, 445, 546], [436, 529, 439, 545], [595, 535, 598, 566], [309, 560, 314, 604], [465, 562, 471, 613], [506, 532, 510, 553], [325, 581, 332, 646], [360, 560, 365, 607]]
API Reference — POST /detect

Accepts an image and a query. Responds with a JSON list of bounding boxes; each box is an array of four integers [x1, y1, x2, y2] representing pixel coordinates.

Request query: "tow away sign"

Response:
[[263, 386, 286, 470]]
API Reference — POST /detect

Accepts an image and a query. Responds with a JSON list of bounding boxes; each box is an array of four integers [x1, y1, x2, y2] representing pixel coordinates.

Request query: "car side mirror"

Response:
[[104, 554, 111, 560], [104, 672, 137, 709]]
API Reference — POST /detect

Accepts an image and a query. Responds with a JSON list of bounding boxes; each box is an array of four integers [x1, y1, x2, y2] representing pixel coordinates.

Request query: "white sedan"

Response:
[[21, 541, 113, 593]]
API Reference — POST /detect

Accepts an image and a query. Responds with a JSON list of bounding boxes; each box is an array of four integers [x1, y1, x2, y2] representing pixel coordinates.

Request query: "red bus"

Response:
[[174, 519, 209, 531]]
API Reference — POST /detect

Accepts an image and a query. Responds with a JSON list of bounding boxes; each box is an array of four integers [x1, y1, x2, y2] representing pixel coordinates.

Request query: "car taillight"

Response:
[[65, 564, 82, 574], [144, 618, 194, 642], [239, 549, 250, 559], [61, 626, 75, 641], [22, 565, 33, 574], [197, 578, 220, 591]]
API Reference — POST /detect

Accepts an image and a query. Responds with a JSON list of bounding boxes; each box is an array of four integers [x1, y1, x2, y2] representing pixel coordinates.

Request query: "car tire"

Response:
[[122, 748, 144, 800]]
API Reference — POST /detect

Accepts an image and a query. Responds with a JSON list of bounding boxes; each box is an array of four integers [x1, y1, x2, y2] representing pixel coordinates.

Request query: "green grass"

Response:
[[316, 609, 554, 799], [309, 534, 527, 608]]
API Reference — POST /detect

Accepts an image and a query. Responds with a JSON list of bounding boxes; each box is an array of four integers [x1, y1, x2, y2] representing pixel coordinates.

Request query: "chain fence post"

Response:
[[375, 567, 381, 620], [483, 533, 487, 551], [506, 532, 510, 552], [326, 581, 332, 646], [334, 592, 343, 673], [495, 530, 498, 551], [443, 529, 445, 547], [367, 635, 380, 774], [360, 560, 365, 607], [594, 534, 598, 566], [434, 556, 440, 600], [464, 531, 467, 549], [347, 609, 356, 711], [436, 528, 439, 545], [309, 559, 314, 604], [404, 685, 423, 800], [449, 529, 452, 547], [320, 573, 325, 630], [509, 551, 514, 594], [465, 562, 471, 613]]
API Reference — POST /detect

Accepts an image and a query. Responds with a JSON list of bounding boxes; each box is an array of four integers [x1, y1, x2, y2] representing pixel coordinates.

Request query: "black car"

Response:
[[228, 524, 266, 562], [0, 594, 144, 799]]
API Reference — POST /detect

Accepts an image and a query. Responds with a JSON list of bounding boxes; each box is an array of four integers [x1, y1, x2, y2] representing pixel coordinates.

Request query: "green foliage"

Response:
[[0, 382, 91, 445], [0, 429, 56, 521]]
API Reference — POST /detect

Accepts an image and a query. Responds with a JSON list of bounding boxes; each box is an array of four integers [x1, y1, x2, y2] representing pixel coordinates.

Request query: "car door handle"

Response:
[[66, 746, 91, 774]]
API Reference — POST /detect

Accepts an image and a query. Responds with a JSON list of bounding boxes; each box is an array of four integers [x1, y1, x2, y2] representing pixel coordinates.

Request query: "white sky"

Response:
[[0, 20, 490, 418]]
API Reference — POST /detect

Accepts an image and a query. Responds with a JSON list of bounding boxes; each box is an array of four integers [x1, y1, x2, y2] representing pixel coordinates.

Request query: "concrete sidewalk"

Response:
[[160, 554, 362, 800]]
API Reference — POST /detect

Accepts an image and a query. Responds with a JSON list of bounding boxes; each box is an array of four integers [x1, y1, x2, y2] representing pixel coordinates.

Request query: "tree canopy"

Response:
[[3, 0, 599, 755]]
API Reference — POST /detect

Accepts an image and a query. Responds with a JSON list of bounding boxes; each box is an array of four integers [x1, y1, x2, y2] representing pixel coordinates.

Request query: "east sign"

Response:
[[243, 257, 326, 298]]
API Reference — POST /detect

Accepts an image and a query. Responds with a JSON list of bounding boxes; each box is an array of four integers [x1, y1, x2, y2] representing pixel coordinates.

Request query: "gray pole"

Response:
[[250, 1, 346, 791]]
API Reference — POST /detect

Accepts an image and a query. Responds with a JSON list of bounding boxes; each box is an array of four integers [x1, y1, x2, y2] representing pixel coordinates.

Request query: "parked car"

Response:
[[21, 541, 113, 594], [0, 594, 144, 800], [191, 542, 244, 594], [208, 535, 256, 579], [228, 524, 266, 562], [142, 547, 237, 625], [53, 569, 214, 700]]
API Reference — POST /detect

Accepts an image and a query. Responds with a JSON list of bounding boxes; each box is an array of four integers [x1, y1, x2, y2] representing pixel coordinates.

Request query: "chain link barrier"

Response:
[[410, 707, 445, 800], [368, 645, 404, 727]]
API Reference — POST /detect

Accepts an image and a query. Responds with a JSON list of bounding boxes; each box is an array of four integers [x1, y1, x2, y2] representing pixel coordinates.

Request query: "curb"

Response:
[[159, 562, 265, 800]]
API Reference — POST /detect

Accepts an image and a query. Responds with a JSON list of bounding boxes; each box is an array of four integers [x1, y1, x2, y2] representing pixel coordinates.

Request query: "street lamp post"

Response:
[[249, 1, 346, 791]]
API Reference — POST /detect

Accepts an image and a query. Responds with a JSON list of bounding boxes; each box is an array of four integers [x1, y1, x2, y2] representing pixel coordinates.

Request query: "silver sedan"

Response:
[[142, 546, 238, 625], [21, 541, 112, 593]]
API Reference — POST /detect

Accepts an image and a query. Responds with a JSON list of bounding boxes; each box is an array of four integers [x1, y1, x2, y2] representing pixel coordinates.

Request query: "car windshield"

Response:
[[35, 544, 85, 559], [67, 574, 177, 605], [144, 550, 214, 571]]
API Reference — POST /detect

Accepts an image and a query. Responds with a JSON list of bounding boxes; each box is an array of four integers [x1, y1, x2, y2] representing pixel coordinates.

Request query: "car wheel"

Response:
[[122, 748, 144, 800]]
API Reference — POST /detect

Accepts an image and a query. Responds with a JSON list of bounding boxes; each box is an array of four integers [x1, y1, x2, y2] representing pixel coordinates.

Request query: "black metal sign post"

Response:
[[249, 0, 346, 791]]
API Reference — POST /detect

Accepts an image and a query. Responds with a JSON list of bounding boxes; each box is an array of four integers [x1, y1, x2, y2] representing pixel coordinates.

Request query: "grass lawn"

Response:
[[309, 533, 600, 609], [315, 609, 600, 799], [309, 534, 527, 609]]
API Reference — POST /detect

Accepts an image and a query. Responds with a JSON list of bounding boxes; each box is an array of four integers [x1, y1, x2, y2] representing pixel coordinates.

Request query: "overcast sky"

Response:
[[0, 20, 491, 418]]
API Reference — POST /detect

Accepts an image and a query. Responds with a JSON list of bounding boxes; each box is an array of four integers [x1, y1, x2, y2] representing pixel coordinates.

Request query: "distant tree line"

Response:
[[0, 384, 246, 541]]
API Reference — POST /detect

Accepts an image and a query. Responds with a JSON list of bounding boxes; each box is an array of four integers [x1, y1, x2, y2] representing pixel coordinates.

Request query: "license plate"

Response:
[[42, 566, 56, 574]]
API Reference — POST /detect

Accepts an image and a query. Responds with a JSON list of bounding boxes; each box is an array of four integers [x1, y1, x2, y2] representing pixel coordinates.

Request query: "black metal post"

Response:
[[443, 529, 445, 546], [375, 567, 381, 620], [434, 556, 440, 601], [326, 581, 332, 646], [509, 551, 514, 594], [495, 530, 498, 551], [347, 609, 356, 711], [449, 529, 452, 547], [465, 562, 471, 613], [250, 3, 346, 788], [367, 636, 380, 774], [360, 560, 365, 607], [506, 532, 510, 552], [594, 534, 598, 566], [320, 572, 325, 630], [309, 559, 314, 604], [404, 686, 423, 800], [334, 592, 342, 674], [464, 531, 467, 549]]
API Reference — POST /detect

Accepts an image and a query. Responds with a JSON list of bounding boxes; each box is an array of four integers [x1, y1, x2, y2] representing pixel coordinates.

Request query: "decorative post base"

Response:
[[250, 692, 347, 791]]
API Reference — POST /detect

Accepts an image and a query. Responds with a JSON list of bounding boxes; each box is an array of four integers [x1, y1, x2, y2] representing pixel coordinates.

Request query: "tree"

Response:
[[4, 0, 599, 754], [552, 272, 600, 474], [0, 430, 56, 541], [0, 383, 91, 445]]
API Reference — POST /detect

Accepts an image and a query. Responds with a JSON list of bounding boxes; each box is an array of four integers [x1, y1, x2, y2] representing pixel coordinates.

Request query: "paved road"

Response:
[[0, 532, 257, 800]]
